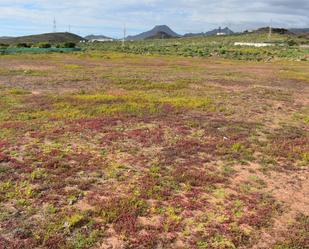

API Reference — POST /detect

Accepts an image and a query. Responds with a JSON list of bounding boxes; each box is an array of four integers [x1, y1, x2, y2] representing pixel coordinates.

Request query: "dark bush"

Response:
[[63, 42, 76, 48], [0, 43, 9, 48], [36, 42, 52, 48], [55, 42, 76, 48], [16, 43, 31, 48], [287, 39, 298, 46]]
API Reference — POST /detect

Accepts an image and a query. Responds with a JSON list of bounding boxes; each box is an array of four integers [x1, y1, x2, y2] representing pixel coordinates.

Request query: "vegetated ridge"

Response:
[[0, 32, 85, 44], [254, 27, 292, 34]]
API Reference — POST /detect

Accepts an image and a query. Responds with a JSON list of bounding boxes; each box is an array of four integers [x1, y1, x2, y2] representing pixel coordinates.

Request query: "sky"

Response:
[[0, 0, 308, 38]]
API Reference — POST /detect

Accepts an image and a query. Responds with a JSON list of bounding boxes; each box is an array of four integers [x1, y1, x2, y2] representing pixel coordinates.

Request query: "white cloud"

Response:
[[0, 0, 308, 37]]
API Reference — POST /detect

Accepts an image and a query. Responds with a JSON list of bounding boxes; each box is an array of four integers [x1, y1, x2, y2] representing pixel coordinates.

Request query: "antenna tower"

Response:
[[122, 24, 126, 48], [268, 20, 272, 40], [53, 17, 57, 33], [228, 23, 232, 35]]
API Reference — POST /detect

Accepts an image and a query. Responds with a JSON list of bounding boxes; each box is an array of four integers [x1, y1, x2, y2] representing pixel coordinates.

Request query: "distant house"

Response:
[[89, 38, 114, 42], [216, 26, 232, 36], [85, 35, 115, 42]]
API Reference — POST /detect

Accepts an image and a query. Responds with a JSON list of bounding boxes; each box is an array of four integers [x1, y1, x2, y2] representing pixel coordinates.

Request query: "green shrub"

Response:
[[36, 42, 52, 48], [55, 42, 76, 48], [63, 42, 76, 48], [0, 43, 9, 48], [16, 43, 31, 48], [287, 39, 298, 46]]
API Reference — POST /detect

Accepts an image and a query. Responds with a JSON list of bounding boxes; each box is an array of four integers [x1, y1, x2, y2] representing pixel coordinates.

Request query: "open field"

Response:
[[0, 51, 308, 248], [82, 33, 309, 61]]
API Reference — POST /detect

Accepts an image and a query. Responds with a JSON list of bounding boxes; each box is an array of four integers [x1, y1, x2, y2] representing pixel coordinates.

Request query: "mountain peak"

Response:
[[154, 25, 169, 29], [126, 25, 180, 40]]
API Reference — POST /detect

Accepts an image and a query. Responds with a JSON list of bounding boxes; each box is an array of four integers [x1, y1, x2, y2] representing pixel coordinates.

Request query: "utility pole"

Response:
[[268, 19, 272, 41], [68, 25, 71, 33], [228, 23, 232, 35], [53, 17, 57, 33], [122, 24, 126, 48]]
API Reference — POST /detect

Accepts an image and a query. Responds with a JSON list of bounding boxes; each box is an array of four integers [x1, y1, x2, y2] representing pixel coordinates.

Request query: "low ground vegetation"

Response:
[[0, 51, 308, 248], [82, 33, 309, 61]]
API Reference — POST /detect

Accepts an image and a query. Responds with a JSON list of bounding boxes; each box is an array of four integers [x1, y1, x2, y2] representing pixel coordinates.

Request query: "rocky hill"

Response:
[[126, 25, 180, 40]]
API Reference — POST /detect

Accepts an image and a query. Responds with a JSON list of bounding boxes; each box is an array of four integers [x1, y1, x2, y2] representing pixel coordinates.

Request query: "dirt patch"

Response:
[[232, 163, 309, 248]]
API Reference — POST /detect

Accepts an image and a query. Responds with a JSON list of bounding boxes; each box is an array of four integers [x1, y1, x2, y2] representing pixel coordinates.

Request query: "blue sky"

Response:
[[1, 0, 308, 37]]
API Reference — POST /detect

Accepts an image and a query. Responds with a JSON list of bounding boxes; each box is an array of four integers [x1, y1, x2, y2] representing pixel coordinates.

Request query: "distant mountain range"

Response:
[[120, 25, 309, 40], [2, 25, 309, 45], [124, 26, 234, 40], [126, 25, 180, 40], [84, 34, 114, 40], [0, 36, 14, 40], [0, 32, 85, 44], [184, 27, 234, 37], [289, 28, 309, 34]]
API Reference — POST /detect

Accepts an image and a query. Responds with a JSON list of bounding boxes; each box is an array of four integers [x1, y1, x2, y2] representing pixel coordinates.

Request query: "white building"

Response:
[[89, 38, 114, 42]]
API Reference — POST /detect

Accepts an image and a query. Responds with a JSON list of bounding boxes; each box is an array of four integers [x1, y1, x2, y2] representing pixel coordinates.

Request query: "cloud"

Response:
[[0, 0, 308, 37]]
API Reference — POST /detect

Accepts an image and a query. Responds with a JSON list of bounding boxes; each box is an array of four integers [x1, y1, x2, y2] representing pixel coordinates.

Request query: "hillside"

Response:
[[145, 31, 174, 40], [0, 32, 85, 44], [84, 34, 114, 40], [184, 27, 234, 37], [126, 25, 180, 40], [255, 27, 292, 35]]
